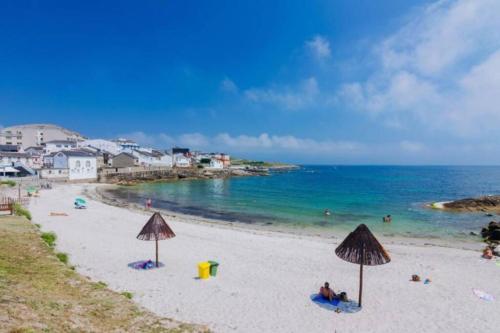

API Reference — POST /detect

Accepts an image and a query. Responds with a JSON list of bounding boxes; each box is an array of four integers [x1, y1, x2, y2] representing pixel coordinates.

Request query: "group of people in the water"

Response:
[[324, 209, 394, 224]]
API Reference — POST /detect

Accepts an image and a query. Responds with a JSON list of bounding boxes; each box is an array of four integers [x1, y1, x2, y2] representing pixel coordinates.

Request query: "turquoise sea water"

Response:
[[107, 166, 500, 238]]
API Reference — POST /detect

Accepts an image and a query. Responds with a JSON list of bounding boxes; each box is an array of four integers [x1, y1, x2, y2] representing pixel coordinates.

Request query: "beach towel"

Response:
[[310, 294, 361, 313], [128, 260, 164, 270], [311, 294, 340, 307], [473, 289, 494, 301]]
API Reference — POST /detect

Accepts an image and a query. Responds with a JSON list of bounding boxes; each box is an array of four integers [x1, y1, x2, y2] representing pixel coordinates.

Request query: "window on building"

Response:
[[85, 160, 91, 167], [75, 161, 81, 168]]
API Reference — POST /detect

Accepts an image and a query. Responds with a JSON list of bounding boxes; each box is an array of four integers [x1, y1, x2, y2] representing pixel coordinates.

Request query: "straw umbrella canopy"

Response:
[[335, 224, 390, 307], [137, 212, 176, 267]]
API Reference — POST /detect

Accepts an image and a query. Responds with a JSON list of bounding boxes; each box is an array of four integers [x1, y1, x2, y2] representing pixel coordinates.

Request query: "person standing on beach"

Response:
[[146, 198, 152, 210]]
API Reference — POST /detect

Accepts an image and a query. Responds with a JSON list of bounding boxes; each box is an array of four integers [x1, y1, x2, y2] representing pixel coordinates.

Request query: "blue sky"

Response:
[[1, 0, 500, 164]]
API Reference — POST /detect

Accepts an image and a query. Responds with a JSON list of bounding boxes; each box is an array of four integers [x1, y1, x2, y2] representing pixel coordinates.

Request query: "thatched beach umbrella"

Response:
[[137, 212, 176, 267], [335, 224, 390, 307]]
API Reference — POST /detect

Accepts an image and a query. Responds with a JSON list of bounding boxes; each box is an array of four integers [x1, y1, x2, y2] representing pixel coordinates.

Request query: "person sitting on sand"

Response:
[[320, 282, 336, 301], [483, 247, 494, 259]]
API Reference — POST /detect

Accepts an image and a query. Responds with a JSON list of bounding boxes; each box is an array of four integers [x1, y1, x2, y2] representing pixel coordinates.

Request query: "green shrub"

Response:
[[95, 281, 108, 289], [0, 180, 16, 187], [12, 203, 31, 220], [121, 291, 133, 299], [55, 252, 69, 264], [41, 232, 57, 247]]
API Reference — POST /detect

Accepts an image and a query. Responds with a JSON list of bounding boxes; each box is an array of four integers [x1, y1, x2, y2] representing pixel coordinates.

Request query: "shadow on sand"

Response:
[[128, 260, 165, 270]]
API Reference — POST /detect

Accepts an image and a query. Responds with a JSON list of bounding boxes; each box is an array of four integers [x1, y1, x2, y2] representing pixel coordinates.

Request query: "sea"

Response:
[[105, 166, 500, 239]]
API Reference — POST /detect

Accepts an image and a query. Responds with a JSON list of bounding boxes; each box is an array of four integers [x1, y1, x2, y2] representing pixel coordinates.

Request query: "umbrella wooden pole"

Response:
[[155, 239, 159, 267], [359, 245, 364, 307]]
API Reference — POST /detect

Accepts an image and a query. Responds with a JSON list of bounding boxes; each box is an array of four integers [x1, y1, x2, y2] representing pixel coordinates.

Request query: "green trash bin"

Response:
[[208, 261, 219, 277]]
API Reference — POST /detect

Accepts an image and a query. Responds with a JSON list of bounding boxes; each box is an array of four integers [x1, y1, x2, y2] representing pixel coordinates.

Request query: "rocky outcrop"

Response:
[[481, 221, 500, 242], [99, 166, 269, 185], [441, 195, 500, 213]]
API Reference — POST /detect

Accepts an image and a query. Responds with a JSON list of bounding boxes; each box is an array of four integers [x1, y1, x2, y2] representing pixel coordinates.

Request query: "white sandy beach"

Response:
[[29, 184, 500, 333]]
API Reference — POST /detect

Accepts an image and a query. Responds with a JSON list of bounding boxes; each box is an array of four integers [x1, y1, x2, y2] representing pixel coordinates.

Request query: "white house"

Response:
[[193, 152, 230, 168], [52, 151, 97, 181], [44, 140, 77, 154], [113, 138, 140, 152], [132, 149, 172, 167], [209, 158, 224, 169], [173, 153, 191, 168], [78, 139, 122, 155]]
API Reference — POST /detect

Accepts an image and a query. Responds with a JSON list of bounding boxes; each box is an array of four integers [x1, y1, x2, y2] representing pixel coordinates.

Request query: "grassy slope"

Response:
[[0, 215, 208, 333]]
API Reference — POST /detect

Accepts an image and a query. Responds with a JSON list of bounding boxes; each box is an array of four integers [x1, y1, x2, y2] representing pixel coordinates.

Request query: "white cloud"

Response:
[[178, 133, 210, 147], [220, 77, 238, 93], [244, 77, 319, 111], [118, 130, 363, 155], [337, 0, 500, 136], [115, 130, 500, 163], [379, 0, 500, 76], [306, 35, 331, 60]]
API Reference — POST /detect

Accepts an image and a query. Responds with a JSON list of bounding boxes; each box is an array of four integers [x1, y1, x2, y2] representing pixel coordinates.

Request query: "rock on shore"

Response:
[[439, 195, 500, 213], [481, 221, 500, 242]]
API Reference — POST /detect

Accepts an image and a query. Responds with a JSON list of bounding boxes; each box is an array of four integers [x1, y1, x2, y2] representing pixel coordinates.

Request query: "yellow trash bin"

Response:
[[198, 262, 211, 279]]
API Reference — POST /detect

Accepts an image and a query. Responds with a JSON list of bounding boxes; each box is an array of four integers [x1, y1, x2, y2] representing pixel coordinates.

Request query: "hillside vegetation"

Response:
[[0, 215, 208, 333]]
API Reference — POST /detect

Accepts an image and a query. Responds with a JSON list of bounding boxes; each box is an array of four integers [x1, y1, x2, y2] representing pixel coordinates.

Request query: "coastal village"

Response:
[[0, 123, 270, 183], [2, 1, 500, 332]]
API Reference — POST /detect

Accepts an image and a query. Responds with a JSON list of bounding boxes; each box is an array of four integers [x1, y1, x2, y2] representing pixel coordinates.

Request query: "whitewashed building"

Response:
[[173, 153, 191, 168], [209, 158, 224, 169], [132, 149, 172, 167], [78, 139, 121, 155], [113, 138, 140, 152], [52, 151, 97, 181], [44, 140, 77, 154]]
